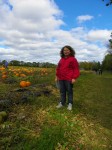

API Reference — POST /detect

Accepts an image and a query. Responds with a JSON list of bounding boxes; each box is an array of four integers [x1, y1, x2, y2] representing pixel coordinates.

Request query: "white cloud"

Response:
[[86, 30, 111, 42], [76, 15, 94, 23], [0, 0, 111, 64]]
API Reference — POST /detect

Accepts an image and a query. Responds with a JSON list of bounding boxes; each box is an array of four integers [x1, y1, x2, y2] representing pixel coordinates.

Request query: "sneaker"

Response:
[[67, 103, 72, 110], [56, 102, 63, 108]]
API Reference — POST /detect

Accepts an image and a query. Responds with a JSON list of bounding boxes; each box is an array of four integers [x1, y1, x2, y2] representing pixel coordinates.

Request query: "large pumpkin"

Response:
[[26, 81, 31, 87], [20, 81, 27, 88], [2, 75, 7, 79], [20, 81, 31, 87]]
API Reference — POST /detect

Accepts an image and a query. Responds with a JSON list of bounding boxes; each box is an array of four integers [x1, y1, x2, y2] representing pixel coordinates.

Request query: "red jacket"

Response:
[[56, 56, 80, 81]]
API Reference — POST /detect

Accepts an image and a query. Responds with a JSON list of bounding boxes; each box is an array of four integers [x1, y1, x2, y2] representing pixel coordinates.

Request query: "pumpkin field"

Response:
[[0, 66, 112, 150]]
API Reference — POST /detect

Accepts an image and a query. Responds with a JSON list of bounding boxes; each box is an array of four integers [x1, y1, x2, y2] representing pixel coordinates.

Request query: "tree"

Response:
[[10, 60, 20, 66], [102, 54, 112, 70], [107, 33, 112, 54], [92, 61, 101, 71], [79, 61, 101, 71], [102, 33, 112, 71], [102, 0, 112, 6]]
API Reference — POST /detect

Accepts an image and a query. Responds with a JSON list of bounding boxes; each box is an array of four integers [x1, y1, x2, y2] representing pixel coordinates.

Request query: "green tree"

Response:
[[10, 60, 20, 66], [107, 33, 112, 54], [102, 0, 112, 6], [92, 61, 101, 71], [79, 61, 101, 71], [102, 33, 112, 71], [102, 54, 112, 70]]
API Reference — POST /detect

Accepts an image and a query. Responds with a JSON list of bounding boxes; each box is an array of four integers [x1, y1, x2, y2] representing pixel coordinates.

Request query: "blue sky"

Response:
[[0, 0, 112, 64], [55, 0, 112, 30]]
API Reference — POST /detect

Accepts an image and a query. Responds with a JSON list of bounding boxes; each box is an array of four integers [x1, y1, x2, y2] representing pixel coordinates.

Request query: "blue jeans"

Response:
[[59, 80, 73, 105]]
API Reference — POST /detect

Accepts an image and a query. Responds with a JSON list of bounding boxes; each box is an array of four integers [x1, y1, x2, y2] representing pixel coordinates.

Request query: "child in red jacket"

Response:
[[55, 45, 80, 110]]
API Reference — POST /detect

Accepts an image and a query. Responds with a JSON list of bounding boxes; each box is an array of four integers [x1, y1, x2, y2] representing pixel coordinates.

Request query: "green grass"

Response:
[[0, 68, 112, 150]]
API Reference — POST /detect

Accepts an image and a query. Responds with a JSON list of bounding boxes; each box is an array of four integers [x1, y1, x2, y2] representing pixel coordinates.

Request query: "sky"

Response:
[[0, 0, 112, 64]]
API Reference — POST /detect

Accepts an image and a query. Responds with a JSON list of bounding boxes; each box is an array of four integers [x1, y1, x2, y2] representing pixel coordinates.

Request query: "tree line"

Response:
[[0, 58, 111, 71], [0, 60, 56, 68]]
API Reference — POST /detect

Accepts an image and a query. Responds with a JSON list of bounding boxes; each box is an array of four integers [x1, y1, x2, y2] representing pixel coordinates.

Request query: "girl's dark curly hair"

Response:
[[60, 45, 75, 58]]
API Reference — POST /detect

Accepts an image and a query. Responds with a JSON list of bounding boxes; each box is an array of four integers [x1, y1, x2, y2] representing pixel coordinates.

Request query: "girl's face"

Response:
[[63, 47, 71, 57]]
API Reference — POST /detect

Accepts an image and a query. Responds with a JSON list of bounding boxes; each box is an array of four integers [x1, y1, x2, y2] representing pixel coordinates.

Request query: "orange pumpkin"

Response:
[[20, 81, 31, 87], [0, 67, 5, 71], [20, 74, 26, 77], [20, 81, 27, 88], [26, 81, 31, 87], [2, 72, 7, 75], [15, 73, 20, 77], [2, 75, 7, 79]]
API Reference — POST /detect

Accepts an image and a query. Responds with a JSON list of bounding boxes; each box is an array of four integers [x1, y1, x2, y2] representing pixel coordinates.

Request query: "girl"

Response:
[[55, 45, 80, 110]]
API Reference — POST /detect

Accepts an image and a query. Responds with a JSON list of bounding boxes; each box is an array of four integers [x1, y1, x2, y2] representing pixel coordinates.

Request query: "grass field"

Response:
[[0, 67, 112, 150]]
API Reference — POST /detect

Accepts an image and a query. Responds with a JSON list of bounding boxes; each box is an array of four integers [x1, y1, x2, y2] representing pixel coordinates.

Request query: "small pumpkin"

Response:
[[0, 111, 7, 121], [15, 73, 20, 77], [2, 72, 7, 75], [20, 74, 26, 77]]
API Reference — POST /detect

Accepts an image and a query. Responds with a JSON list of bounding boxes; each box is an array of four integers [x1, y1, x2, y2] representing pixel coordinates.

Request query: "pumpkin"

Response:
[[20, 74, 26, 77], [20, 81, 31, 87], [2, 75, 7, 79], [20, 81, 27, 88], [0, 67, 5, 71], [0, 111, 7, 118], [26, 81, 31, 87], [2, 72, 7, 75], [15, 73, 19, 77]]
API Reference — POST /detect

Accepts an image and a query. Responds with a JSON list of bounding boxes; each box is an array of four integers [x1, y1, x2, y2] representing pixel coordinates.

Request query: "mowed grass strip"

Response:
[[74, 71, 112, 149]]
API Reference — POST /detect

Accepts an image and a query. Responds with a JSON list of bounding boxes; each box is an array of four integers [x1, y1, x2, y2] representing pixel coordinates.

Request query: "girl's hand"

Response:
[[71, 79, 76, 84]]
